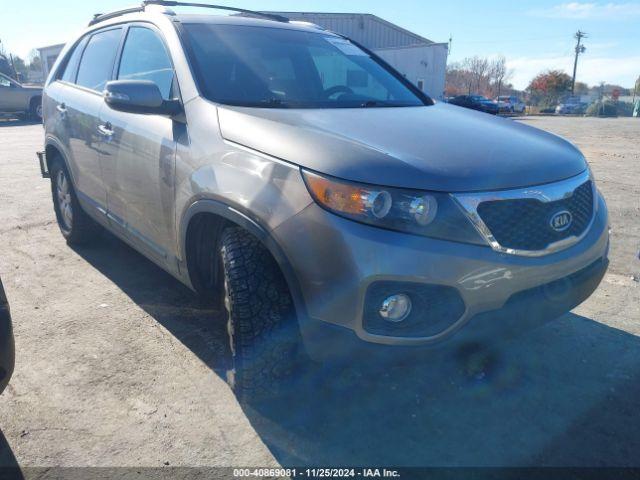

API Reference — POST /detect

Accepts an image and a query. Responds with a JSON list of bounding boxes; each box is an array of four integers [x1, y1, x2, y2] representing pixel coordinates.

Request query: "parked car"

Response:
[[39, 2, 609, 401], [555, 102, 586, 115], [0, 277, 15, 395], [496, 95, 526, 114], [0, 72, 43, 121], [449, 95, 499, 114]]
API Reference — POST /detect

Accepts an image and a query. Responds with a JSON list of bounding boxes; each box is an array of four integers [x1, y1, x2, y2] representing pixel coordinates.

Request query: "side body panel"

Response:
[[44, 81, 108, 211], [99, 108, 182, 266]]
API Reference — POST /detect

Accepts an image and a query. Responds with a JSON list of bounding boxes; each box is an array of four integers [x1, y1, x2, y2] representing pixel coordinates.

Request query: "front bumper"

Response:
[[274, 190, 609, 358]]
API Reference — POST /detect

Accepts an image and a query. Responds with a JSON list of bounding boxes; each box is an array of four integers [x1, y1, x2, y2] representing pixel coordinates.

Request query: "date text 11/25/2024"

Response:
[[233, 468, 401, 478]]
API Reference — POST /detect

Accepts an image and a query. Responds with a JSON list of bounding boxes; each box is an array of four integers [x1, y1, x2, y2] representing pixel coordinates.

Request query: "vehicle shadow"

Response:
[[0, 429, 23, 479], [0, 118, 41, 128], [70, 232, 231, 379], [248, 320, 640, 467], [72, 232, 640, 467]]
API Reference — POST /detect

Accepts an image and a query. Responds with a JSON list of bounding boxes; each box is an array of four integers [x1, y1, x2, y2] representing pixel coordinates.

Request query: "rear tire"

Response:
[[50, 159, 100, 245], [220, 226, 305, 403]]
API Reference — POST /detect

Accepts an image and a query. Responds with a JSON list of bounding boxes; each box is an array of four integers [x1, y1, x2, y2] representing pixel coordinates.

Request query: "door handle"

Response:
[[97, 122, 114, 137], [56, 103, 67, 114]]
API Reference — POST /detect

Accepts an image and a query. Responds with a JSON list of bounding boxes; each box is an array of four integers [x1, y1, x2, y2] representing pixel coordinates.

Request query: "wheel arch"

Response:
[[44, 140, 65, 173], [44, 137, 77, 184], [180, 198, 308, 320]]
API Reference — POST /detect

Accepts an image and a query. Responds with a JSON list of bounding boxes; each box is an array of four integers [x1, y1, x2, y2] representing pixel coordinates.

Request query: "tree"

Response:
[[11, 55, 27, 78], [487, 56, 513, 98], [464, 56, 490, 93], [445, 56, 514, 97], [28, 49, 42, 72], [445, 63, 474, 96], [574, 81, 589, 96], [527, 70, 573, 107]]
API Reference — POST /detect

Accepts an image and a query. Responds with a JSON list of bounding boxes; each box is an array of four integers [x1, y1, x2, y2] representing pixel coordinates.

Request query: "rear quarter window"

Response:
[[58, 37, 89, 84]]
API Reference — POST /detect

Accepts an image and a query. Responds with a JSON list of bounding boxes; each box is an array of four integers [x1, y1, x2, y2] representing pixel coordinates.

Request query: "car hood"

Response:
[[217, 103, 587, 192]]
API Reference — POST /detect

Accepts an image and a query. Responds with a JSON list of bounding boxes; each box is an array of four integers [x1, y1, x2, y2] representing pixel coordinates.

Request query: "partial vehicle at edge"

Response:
[[0, 72, 43, 121], [0, 278, 15, 395]]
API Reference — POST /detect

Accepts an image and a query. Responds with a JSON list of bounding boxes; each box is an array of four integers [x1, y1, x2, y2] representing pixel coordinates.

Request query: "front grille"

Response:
[[476, 180, 594, 251]]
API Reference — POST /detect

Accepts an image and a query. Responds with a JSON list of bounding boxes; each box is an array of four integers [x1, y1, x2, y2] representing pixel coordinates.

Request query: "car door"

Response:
[[99, 24, 180, 265], [0, 74, 24, 111], [52, 27, 123, 214], [470, 97, 483, 111]]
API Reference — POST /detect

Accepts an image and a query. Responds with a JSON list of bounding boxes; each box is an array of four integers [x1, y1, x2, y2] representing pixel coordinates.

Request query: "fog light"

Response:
[[379, 294, 412, 322]]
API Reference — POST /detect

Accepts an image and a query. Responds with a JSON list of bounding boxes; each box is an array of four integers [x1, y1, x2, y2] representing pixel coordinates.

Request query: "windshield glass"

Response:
[[182, 24, 426, 108]]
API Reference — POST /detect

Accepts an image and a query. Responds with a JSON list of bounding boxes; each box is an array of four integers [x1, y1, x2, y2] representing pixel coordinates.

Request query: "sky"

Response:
[[1, 0, 638, 89]]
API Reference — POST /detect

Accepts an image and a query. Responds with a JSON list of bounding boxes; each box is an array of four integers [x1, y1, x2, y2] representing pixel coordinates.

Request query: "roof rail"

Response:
[[89, 1, 289, 27], [288, 20, 325, 31], [89, 6, 145, 26], [142, 0, 290, 22]]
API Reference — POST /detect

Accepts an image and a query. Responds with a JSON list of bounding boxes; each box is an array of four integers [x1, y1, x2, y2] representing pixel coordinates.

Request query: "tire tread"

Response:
[[221, 226, 302, 402]]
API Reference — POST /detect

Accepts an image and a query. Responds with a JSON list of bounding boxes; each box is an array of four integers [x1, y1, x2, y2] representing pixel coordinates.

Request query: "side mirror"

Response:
[[104, 80, 181, 116]]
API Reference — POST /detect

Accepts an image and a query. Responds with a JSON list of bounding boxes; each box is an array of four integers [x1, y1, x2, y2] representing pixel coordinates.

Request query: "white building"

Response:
[[37, 43, 65, 81], [269, 12, 448, 99]]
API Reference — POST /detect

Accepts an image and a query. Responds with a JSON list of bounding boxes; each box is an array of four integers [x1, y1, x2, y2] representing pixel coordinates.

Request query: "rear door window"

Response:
[[76, 28, 122, 92], [117, 27, 175, 100]]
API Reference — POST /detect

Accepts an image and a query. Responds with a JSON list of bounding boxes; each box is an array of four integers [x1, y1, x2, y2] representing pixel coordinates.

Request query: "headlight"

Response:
[[301, 169, 484, 245]]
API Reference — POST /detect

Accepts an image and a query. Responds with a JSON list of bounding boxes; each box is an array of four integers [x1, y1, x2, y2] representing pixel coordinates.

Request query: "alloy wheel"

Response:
[[56, 170, 73, 231]]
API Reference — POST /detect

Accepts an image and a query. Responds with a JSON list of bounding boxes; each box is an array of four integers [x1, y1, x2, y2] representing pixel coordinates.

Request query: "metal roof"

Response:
[[265, 12, 435, 49]]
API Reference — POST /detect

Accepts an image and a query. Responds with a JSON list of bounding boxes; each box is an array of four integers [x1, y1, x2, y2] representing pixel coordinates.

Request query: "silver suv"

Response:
[[39, 2, 609, 401]]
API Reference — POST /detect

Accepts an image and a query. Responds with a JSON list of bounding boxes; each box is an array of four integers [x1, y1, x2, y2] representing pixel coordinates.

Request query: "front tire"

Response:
[[50, 160, 99, 245], [220, 226, 305, 403], [29, 97, 42, 122]]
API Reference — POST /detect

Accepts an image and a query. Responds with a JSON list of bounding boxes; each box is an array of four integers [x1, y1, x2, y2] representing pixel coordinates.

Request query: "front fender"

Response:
[[178, 197, 309, 322]]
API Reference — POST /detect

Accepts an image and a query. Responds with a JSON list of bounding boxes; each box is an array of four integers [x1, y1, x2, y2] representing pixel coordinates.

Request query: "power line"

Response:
[[453, 34, 570, 45]]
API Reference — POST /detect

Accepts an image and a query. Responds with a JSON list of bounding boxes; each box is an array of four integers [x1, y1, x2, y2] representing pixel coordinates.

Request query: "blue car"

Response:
[[449, 95, 499, 114]]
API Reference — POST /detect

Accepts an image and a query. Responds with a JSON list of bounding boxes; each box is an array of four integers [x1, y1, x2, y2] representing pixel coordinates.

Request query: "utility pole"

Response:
[[571, 30, 587, 95]]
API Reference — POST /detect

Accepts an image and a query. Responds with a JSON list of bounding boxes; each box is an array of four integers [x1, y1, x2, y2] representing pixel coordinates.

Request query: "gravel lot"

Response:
[[0, 117, 638, 471]]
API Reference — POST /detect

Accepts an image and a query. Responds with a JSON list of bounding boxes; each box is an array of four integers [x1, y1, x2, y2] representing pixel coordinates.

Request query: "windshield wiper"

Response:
[[360, 100, 412, 108], [361, 100, 381, 108]]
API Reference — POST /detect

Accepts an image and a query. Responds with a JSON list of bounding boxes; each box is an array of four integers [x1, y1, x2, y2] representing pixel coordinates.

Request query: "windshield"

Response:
[[182, 24, 426, 108]]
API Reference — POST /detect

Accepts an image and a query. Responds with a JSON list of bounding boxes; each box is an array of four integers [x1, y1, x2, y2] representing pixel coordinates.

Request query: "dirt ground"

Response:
[[0, 117, 638, 471]]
